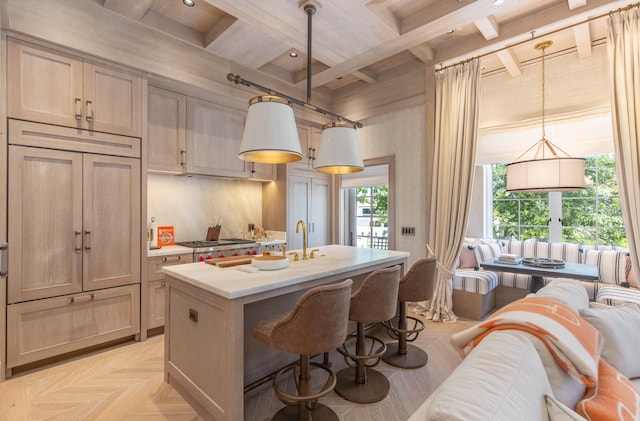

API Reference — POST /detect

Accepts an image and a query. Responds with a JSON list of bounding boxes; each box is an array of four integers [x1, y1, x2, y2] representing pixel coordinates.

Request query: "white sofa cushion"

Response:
[[580, 302, 640, 379], [584, 250, 627, 285], [474, 243, 502, 263], [453, 268, 498, 295], [534, 278, 590, 312], [545, 395, 588, 420], [409, 331, 553, 421]]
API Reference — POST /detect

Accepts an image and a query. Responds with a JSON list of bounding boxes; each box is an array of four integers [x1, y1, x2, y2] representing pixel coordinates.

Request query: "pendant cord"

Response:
[[306, 4, 315, 103]]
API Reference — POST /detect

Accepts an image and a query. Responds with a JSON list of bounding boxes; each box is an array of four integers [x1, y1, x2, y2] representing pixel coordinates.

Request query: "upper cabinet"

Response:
[[148, 87, 186, 173], [7, 39, 142, 137], [147, 87, 277, 180], [186, 96, 246, 178], [295, 124, 322, 170]]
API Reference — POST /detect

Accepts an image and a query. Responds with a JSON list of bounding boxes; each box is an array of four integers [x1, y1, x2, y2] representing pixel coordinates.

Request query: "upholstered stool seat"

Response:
[[334, 266, 401, 403], [382, 257, 437, 368], [253, 279, 353, 421]]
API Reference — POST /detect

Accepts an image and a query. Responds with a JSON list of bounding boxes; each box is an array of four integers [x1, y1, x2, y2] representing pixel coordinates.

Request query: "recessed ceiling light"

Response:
[[494, 0, 504, 5], [183, 0, 195, 7], [289, 52, 298, 58]]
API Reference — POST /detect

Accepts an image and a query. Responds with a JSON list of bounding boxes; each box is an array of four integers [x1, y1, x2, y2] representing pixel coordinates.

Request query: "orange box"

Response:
[[157, 226, 175, 246]]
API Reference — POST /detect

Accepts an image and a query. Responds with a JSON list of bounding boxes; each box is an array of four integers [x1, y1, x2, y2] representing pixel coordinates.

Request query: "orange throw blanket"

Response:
[[451, 297, 602, 387]]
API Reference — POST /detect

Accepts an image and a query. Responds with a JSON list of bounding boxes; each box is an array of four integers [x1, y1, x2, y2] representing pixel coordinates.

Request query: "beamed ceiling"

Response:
[[94, 0, 634, 100]]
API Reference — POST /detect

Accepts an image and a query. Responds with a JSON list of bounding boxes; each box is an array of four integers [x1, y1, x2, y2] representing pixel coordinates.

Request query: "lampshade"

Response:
[[506, 157, 586, 192], [238, 95, 302, 164], [315, 122, 364, 174]]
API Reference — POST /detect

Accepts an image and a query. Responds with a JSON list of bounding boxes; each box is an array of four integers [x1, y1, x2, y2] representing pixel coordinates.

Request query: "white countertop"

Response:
[[162, 245, 409, 299], [256, 239, 286, 246], [147, 245, 193, 257]]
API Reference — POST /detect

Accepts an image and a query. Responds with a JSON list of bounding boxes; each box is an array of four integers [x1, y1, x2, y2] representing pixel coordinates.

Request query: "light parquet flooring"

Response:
[[0, 313, 476, 421]]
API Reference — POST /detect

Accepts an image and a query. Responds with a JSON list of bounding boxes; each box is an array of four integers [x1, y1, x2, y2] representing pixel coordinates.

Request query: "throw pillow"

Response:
[[474, 242, 502, 264], [626, 255, 639, 289], [458, 243, 478, 269], [575, 359, 640, 421], [583, 250, 627, 285], [536, 278, 590, 312], [580, 302, 640, 379], [545, 394, 588, 420]]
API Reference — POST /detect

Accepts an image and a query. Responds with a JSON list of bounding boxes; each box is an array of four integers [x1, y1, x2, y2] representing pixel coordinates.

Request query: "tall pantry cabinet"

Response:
[[4, 39, 142, 375]]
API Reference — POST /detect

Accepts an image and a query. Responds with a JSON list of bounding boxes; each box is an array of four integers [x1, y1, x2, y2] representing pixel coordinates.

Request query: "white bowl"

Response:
[[252, 256, 289, 270]]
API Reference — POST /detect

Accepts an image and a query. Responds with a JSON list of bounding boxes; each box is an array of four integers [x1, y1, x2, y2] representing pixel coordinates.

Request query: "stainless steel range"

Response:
[[176, 239, 258, 262]]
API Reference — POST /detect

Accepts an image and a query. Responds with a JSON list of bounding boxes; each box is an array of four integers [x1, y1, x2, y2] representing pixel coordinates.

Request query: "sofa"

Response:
[[409, 278, 640, 420], [452, 238, 635, 319]]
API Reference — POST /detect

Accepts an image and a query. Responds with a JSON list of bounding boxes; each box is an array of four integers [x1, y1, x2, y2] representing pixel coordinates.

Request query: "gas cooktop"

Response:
[[176, 239, 256, 248]]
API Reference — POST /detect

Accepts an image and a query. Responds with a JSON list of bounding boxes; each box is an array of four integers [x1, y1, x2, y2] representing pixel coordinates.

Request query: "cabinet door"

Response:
[[8, 146, 83, 303], [249, 161, 277, 181], [295, 125, 314, 169], [310, 177, 330, 247], [147, 254, 193, 330], [7, 40, 83, 128], [287, 176, 312, 250], [83, 63, 142, 137], [83, 155, 141, 291], [148, 87, 186, 172], [185, 97, 247, 177]]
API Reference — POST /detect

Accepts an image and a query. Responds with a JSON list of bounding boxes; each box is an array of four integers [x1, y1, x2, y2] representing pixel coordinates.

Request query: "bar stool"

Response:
[[253, 279, 353, 421], [334, 266, 401, 403], [382, 257, 437, 368]]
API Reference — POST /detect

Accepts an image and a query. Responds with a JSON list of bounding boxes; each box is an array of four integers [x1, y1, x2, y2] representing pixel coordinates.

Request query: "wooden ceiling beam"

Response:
[[475, 15, 499, 40], [409, 44, 433, 63], [495, 48, 522, 76], [353, 69, 378, 84], [567, 0, 587, 11], [573, 22, 592, 58]]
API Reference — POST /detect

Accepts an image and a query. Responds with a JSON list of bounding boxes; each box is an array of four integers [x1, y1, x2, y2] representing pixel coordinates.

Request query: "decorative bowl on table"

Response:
[[252, 255, 289, 270], [521, 257, 565, 268]]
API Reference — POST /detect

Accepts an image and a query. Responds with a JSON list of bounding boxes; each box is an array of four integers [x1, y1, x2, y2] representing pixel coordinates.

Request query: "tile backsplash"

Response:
[[147, 174, 263, 241]]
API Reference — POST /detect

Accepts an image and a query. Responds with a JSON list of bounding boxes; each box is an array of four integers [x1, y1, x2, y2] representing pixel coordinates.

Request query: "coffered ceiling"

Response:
[[96, 0, 634, 98]]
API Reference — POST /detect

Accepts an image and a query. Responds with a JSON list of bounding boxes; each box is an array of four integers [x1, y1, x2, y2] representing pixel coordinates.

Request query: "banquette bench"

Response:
[[452, 239, 634, 319]]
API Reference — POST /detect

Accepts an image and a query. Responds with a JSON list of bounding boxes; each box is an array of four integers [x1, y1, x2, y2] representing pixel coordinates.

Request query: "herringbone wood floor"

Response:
[[0, 313, 475, 421]]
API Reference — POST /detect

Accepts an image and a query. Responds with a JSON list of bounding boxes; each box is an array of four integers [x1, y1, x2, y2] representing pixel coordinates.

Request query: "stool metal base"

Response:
[[382, 343, 428, 369], [271, 403, 339, 421], [334, 367, 390, 403]]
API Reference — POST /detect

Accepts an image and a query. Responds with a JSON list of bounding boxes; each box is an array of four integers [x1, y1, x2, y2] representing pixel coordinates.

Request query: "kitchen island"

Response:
[[162, 244, 409, 421]]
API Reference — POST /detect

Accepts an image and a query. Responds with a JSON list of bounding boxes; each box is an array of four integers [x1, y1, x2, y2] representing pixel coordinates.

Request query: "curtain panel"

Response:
[[420, 60, 481, 323], [608, 8, 640, 287]]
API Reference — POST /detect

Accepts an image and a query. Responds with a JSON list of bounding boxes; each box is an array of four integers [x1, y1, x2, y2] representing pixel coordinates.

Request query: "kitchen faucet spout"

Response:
[[296, 220, 308, 260]]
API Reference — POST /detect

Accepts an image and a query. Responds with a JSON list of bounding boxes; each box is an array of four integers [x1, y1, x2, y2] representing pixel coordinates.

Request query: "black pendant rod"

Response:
[[305, 3, 315, 103], [226, 73, 363, 128]]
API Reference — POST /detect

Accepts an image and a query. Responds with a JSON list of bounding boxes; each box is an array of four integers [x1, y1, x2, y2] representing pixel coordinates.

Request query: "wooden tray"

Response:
[[204, 255, 253, 268]]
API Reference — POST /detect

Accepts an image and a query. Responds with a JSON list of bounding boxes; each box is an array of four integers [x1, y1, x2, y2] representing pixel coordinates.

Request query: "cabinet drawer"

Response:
[[7, 284, 140, 368], [8, 119, 141, 158], [147, 254, 193, 282]]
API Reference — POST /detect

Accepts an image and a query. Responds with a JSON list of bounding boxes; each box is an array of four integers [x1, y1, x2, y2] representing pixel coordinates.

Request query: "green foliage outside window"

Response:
[[492, 154, 627, 246]]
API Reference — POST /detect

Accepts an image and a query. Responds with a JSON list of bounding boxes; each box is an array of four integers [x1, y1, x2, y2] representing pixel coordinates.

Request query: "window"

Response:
[[491, 154, 627, 246], [355, 186, 389, 249]]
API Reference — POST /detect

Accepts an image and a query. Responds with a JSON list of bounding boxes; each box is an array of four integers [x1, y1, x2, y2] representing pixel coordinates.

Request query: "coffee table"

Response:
[[480, 258, 599, 293]]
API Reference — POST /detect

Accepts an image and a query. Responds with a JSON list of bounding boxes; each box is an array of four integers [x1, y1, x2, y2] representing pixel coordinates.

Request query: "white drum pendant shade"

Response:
[[315, 124, 364, 174], [506, 157, 586, 192], [239, 96, 302, 164]]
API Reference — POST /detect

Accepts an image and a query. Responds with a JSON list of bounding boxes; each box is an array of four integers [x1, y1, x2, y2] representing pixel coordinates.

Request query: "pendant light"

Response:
[[238, 95, 302, 163], [506, 41, 585, 192], [233, 1, 363, 169], [315, 121, 364, 174]]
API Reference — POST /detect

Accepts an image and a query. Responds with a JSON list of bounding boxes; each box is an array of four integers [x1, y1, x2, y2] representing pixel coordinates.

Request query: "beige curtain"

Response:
[[419, 60, 481, 323], [608, 9, 640, 285]]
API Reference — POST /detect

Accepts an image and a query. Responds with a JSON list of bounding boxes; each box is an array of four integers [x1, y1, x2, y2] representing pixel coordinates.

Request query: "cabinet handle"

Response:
[[75, 98, 82, 120], [85, 100, 94, 122], [69, 293, 94, 304], [74, 230, 82, 252], [161, 281, 165, 287], [162, 255, 183, 263], [84, 230, 91, 250], [180, 150, 186, 166]]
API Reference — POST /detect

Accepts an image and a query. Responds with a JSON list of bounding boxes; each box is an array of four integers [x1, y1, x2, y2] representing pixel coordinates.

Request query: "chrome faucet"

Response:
[[296, 219, 308, 260]]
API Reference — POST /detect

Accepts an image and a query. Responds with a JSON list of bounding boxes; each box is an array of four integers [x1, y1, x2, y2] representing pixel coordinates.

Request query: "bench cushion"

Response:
[[453, 269, 498, 295]]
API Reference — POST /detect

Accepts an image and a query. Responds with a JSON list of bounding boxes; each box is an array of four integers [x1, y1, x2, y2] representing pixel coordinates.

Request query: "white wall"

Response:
[[147, 174, 263, 241], [358, 105, 427, 265]]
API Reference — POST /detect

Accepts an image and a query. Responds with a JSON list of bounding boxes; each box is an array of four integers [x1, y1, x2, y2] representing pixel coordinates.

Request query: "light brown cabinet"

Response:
[[7, 284, 140, 369], [294, 124, 322, 170], [287, 172, 330, 249], [8, 144, 141, 303], [147, 253, 193, 330], [148, 87, 186, 173], [147, 87, 276, 180], [7, 39, 142, 137]]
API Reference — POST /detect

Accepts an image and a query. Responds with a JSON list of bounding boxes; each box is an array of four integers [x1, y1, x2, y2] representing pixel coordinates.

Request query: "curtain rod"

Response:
[[226, 73, 363, 128], [437, 1, 640, 72]]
